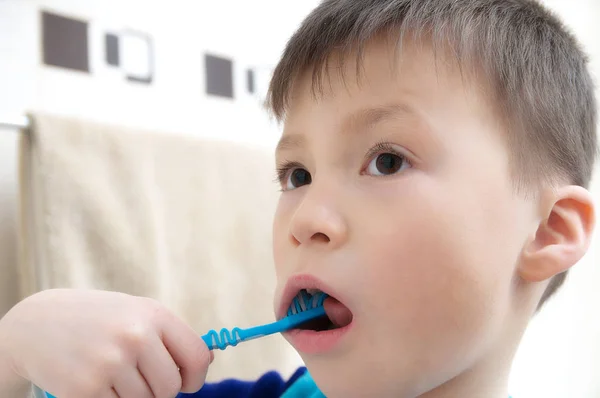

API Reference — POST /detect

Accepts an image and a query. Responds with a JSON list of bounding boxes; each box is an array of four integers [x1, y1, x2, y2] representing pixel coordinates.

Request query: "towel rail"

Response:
[[0, 115, 30, 130]]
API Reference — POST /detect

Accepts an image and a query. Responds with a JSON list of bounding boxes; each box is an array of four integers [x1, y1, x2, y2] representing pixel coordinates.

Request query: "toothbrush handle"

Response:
[[201, 306, 326, 351]]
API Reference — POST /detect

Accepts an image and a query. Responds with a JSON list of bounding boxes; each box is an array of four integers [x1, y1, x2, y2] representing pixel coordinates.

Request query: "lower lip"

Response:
[[284, 321, 354, 354]]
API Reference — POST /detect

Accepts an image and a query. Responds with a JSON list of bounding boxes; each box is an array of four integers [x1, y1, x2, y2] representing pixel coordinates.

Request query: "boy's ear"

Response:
[[519, 185, 595, 282]]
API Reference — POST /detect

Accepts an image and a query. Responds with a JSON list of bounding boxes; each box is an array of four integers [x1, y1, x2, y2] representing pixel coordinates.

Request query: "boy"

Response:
[[0, 0, 597, 397]]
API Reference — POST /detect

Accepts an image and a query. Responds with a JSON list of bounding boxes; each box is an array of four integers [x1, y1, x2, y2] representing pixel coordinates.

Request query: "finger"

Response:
[[137, 333, 183, 398], [159, 316, 211, 393], [113, 366, 154, 398]]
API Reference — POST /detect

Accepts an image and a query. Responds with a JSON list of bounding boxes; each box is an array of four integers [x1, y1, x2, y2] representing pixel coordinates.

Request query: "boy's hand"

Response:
[[0, 289, 212, 398]]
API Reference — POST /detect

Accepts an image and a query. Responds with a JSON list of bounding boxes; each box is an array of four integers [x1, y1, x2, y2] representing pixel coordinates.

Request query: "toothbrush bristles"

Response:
[[287, 289, 327, 317]]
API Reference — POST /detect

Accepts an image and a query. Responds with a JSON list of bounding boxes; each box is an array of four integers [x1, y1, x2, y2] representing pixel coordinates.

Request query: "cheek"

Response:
[[358, 175, 519, 350], [272, 195, 295, 279]]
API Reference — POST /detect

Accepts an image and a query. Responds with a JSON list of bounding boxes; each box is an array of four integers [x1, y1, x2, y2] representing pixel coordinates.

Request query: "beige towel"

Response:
[[0, 128, 20, 318], [16, 112, 303, 384]]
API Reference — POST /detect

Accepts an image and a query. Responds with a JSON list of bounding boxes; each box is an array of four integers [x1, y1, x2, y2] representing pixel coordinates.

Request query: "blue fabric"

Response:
[[178, 367, 513, 397], [280, 369, 326, 398], [177, 367, 309, 398]]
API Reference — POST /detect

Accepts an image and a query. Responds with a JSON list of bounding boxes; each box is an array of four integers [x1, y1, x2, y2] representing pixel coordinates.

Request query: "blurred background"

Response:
[[0, 1, 598, 397]]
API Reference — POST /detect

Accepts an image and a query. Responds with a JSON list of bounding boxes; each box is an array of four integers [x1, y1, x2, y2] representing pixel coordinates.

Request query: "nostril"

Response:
[[290, 234, 301, 246], [311, 232, 330, 243]]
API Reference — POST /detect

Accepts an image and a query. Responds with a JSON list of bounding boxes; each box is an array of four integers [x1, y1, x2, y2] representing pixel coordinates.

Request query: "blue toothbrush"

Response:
[[202, 290, 327, 350], [40, 290, 327, 397]]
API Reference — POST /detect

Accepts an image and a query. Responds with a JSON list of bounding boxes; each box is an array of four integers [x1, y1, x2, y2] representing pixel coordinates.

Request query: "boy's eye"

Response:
[[366, 153, 410, 176], [286, 168, 312, 190]]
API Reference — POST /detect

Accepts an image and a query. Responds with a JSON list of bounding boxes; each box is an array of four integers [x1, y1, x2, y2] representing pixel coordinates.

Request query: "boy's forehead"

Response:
[[281, 37, 487, 129]]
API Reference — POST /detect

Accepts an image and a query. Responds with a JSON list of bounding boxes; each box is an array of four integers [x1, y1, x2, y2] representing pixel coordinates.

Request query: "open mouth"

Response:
[[292, 289, 353, 332]]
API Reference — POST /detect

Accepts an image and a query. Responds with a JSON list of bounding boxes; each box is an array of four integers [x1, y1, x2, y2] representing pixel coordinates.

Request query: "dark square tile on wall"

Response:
[[246, 69, 255, 94], [105, 33, 120, 66], [205, 54, 234, 98], [41, 11, 89, 72]]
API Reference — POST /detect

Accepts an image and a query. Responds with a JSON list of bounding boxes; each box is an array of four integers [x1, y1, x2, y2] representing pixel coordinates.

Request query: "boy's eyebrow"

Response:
[[344, 103, 416, 133], [275, 103, 418, 154], [276, 134, 305, 154]]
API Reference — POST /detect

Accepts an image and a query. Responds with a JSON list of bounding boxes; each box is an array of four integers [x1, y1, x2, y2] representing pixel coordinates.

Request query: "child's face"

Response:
[[272, 38, 537, 397]]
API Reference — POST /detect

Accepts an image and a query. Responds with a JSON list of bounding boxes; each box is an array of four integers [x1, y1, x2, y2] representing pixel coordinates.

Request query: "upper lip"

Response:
[[276, 273, 344, 320]]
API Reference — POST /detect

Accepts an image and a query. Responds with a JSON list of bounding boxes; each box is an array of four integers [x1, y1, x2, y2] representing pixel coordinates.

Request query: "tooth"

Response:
[[306, 288, 320, 295]]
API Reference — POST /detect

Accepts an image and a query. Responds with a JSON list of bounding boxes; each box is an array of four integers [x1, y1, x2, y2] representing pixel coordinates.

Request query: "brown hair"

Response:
[[266, 0, 597, 309]]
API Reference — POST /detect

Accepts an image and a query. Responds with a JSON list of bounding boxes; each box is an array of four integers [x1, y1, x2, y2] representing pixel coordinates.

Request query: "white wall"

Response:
[[0, 0, 599, 396], [0, 0, 324, 145]]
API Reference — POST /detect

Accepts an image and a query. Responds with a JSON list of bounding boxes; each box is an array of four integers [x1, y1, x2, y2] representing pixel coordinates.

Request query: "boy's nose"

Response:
[[288, 192, 348, 249]]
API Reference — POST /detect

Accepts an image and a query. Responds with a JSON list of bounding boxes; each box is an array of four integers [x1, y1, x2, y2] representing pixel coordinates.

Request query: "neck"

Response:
[[419, 302, 534, 398], [418, 352, 513, 398]]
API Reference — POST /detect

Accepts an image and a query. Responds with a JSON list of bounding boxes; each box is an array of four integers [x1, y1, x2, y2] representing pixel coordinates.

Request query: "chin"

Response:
[[305, 357, 400, 398]]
